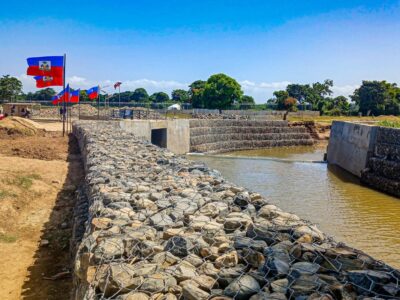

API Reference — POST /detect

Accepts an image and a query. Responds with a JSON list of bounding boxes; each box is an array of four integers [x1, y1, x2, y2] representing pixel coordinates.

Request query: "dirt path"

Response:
[[0, 120, 83, 299]]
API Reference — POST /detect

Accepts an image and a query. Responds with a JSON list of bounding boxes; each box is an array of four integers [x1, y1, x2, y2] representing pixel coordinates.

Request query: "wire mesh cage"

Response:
[[72, 122, 400, 300]]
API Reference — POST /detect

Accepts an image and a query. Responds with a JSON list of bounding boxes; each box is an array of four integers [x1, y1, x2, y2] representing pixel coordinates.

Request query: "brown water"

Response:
[[188, 145, 400, 269]]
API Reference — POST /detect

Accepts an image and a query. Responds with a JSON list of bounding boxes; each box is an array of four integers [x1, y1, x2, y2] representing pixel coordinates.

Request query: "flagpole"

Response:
[[62, 54, 66, 136], [97, 85, 100, 120], [118, 85, 121, 108], [78, 90, 81, 120]]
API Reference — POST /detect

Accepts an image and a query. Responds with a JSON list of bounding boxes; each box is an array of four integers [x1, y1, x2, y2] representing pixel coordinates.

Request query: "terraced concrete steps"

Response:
[[189, 119, 314, 153]]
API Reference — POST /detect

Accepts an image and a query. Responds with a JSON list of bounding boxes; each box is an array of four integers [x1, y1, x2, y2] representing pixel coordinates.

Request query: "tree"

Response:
[[189, 80, 206, 108], [171, 89, 189, 103], [283, 97, 298, 120], [285, 79, 333, 111], [26, 88, 56, 101], [0, 75, 22, 101], [80, 90, 90, 102], [240, 95, 255, 109], [202, 73, 243, 110], [351, 81, 400, 116], [150, 92, 170, 103], [273, 90, 289, 110], [321, 96, 350, 115], [131, 88, 149, 102]]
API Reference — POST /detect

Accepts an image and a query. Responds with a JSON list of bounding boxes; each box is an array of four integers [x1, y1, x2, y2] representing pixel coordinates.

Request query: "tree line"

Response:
[[0, 74, 399, 116]]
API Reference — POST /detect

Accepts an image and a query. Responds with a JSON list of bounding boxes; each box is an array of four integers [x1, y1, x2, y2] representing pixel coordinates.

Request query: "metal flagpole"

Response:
[[118, 85, 121, 108], [62, 54, 66, 136], [97, 85, 100, 120], [78, 90, 81, 120]]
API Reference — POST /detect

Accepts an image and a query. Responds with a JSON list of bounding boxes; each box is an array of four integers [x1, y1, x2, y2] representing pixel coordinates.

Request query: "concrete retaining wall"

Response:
[[71, 121, 400, 299], [190, 120, 314, 153], [120, 119, 191, 154], [327, 122, 400, 197], [326, 121, 377, 177]]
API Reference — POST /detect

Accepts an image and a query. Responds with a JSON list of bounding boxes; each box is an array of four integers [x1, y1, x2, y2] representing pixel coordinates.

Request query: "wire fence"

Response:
[[72, 121, 400, 300]]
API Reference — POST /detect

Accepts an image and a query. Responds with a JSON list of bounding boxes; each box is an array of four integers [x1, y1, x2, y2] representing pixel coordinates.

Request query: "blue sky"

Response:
[[1, 0, 399, 102]]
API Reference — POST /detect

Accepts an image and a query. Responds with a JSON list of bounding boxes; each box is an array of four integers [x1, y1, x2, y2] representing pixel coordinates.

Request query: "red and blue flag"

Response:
[[70, 89, 80, 103], [34, 75, 63, 88], [27, 56, 64, 77], [51, 84, 70, 105], [86, 86, 99, 100]]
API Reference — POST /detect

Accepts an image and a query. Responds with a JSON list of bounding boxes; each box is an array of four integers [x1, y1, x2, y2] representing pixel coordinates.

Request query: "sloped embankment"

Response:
[[72, 121, 400, 300]]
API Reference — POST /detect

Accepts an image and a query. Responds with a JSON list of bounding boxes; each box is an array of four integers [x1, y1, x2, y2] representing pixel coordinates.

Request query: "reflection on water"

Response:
[[188, 145, 400, 268]]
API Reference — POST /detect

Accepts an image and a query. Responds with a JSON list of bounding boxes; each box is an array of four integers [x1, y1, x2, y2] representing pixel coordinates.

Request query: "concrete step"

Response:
[[189, 119, 289, 128], [190, 126, 308, 136], [190, 133, 312, 145], [190, 138, 314, 153]]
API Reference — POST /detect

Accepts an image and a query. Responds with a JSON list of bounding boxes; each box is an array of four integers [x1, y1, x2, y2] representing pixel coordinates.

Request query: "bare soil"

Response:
[[0, 118, 83, 299]]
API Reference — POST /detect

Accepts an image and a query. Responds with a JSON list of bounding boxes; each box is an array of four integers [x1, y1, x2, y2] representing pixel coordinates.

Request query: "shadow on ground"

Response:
[[21, 134, 83, 300]]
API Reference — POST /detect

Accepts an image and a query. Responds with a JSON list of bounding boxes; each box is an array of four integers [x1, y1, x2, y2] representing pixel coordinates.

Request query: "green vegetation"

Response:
[[0, 75, 23, 101], [351, 81, 400, 116], [1, 73, 399, 117], [0, 233, 17, 243], [150, 92, 170, 103], [0, 190, 15, 199], [378, 120, 400, 128], [171, 89, 189, 103], [201, 74, 243, 110], [7, 173, 42, 190]]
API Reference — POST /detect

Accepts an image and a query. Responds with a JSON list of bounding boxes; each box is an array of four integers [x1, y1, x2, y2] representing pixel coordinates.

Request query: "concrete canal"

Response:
[[188, 144, 400, 268]]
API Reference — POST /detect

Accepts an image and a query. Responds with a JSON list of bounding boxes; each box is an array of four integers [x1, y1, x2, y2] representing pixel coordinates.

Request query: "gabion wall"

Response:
[[189, 120, 314, 153], [361, 126, 400, 197], [72, 121, 400, 300]]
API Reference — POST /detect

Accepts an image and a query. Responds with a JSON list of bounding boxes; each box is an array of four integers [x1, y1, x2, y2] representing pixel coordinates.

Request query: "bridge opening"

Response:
[[151, 128, 167, 148]]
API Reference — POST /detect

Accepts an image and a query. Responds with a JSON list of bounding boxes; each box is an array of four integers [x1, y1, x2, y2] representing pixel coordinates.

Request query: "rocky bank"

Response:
[[72, 121, 400, 300]]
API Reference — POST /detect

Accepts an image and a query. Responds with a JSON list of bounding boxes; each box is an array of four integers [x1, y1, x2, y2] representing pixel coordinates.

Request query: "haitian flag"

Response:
[[70, 89, 80, 103], [86, 86, 99, 100], [51, 94, 61, 105], [51, 84, 70, 105], [27, 56, 64, 77], [34, 75, 63, 88]]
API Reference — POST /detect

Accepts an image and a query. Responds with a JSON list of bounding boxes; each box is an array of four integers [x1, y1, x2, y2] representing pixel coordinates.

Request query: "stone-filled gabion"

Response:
[[72, 121, 400, 300], [361, 126, 400, 197], [189, 120, 314, 153]]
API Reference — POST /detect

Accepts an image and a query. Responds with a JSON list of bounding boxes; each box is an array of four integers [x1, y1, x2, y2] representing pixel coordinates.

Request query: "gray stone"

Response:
[[150, 212, 174, 228], [164, 236, 193, 258], [290, 262, 320, 276], [140, 273, 177, 293], [224, 275, 261, 300], [270, 278, 288, 293], [182, 283, 210, 300]]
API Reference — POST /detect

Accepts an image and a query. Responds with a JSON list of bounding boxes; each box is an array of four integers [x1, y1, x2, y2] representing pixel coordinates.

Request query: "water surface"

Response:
[[188, 145, 400, 268]]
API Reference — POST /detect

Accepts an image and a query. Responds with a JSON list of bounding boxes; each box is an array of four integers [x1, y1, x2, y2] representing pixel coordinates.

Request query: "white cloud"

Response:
[[68, 75, 87, 84], [332, 84, 359, 97]]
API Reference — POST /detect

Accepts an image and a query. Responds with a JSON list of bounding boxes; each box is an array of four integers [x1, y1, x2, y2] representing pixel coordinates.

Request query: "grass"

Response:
[[288, 115, 400, 125], [5, 173, 42, 190], [377, 120, 400, 128], [0, 190, 16, 199], [0, 233, 17, 243]]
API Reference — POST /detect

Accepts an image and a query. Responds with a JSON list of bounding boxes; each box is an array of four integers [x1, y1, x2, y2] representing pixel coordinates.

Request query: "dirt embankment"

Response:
[[0, 117, 83, 299], [289, 121, 331, 141]]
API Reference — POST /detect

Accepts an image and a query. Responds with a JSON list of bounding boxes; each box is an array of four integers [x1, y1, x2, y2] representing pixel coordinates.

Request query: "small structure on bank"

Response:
[[2, 103, 38, 118]]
